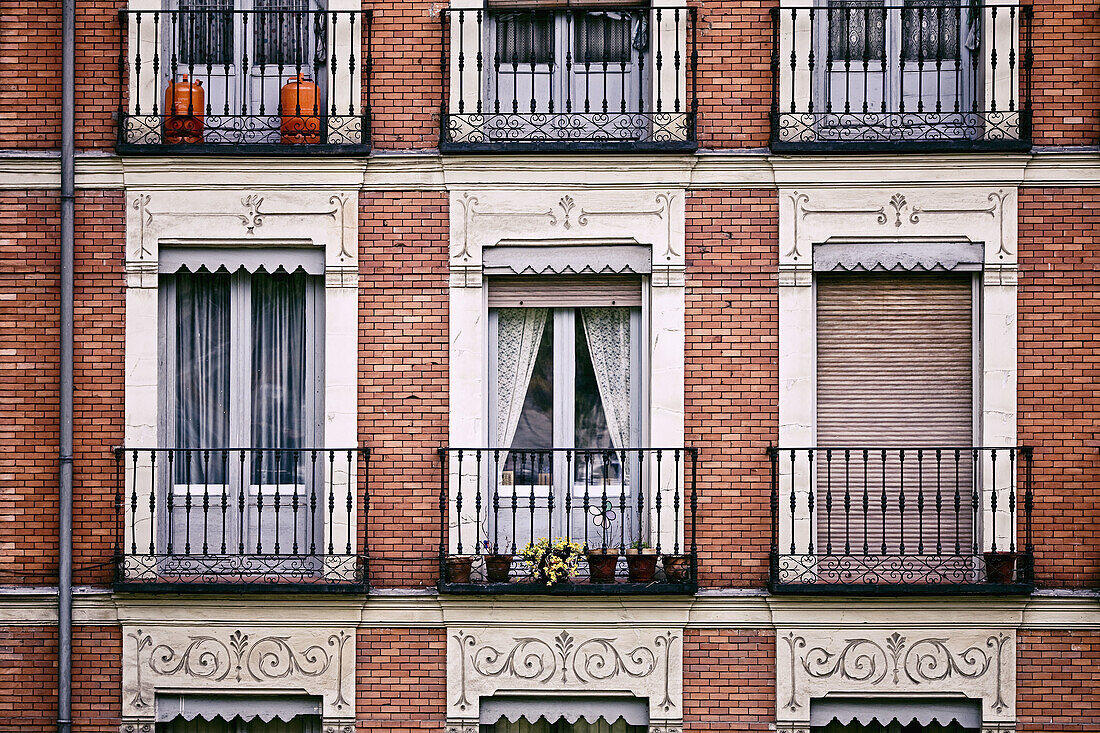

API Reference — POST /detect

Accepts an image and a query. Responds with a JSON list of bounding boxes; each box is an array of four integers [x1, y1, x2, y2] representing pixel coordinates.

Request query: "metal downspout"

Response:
[[59, 0, 75, 724]]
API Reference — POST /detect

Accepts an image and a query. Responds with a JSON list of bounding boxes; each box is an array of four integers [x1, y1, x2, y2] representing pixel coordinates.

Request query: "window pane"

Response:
[[828, 1, 886, 62], [504, 315, 553, 486], [253, 0, 315, 68], [175, 272, 231, 482], [495, 12, 554, 66], [902, 0, 961, 61], [575, 12, 633, 65], [178, 0, 234, 68], [250, 271, 307, 485]]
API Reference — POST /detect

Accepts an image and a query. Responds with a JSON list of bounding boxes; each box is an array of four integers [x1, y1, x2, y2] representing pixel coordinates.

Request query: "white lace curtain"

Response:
[[496, 308, 548, 451], [581, 307, 631, 449]]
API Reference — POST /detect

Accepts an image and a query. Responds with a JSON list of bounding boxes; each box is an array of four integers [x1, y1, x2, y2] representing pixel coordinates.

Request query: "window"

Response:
[[158, 718, 321, 733], [488, 293, 643, 548], [160, 266, 323, 556], [820, 0, 973, 122]]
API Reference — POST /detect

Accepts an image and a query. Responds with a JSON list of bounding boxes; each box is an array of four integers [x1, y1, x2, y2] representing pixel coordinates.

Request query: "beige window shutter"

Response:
[[487, 276, 643, 308], [814, 272, 975, 557]]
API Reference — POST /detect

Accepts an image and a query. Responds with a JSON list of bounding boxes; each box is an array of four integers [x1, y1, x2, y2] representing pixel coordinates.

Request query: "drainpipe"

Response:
[[58, 0, 75, 723]]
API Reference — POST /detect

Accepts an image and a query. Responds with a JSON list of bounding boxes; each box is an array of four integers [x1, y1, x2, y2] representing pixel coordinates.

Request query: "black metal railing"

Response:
[[114, 447, 369, 588], [769, 446, 1034, 592], [770, 4, 1031, 151], [440, 6, 697, 151], [439, 447, 698, 591], [118, 9, 370, 151]]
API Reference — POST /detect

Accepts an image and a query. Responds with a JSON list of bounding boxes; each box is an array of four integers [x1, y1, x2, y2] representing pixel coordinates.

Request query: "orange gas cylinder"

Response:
[[280, 73, 321, 144], [164, 75, 204, 144]]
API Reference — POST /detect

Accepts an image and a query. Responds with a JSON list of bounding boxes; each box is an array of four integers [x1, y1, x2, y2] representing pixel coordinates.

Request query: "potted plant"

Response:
[[586, 500, 619, 584], [662, 553, 692, 584], [481, 541, 513, 583], [625, 540, 658, 582], [446, 554, 473, 584], [983, 550, 1019, 584], [521, 538, 584, 587]]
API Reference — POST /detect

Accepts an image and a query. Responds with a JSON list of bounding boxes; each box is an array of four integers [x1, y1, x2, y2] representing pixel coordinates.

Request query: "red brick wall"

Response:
[[0, 626, 57, 731], [1029, 0, 1100, 147], [0, 193, 61, 585], [356, 628, 446, 731], [73, 625, 123, 732], [359, 192, 448, 588], [75, 0, 125, 150], [693, 2, 773, 150], [73, 192, 126, 586], [0, 1, 61, 149], [685, 190, 778, 589], [683, 628, 775, 732], [1018, 630, 1100, 732], [1018, 189, 1100, 590], [366, 2, 443, 150]]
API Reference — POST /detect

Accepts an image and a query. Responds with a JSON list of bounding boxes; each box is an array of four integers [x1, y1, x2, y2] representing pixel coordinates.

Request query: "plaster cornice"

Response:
[[1, 587, 1097, 630], [2, 148, 1098, 191]]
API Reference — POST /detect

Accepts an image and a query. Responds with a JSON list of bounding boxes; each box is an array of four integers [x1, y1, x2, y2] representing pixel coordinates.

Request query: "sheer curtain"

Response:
[[175, 271, 231, 483], [251, 271, 306, 485], [580, 307, 631, 449], [496, 308, 548, 453]]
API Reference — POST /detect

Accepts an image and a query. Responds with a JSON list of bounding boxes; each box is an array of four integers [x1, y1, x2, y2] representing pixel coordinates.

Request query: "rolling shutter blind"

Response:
[[487, 276, 643, 308], [815, 273, 974, 558]]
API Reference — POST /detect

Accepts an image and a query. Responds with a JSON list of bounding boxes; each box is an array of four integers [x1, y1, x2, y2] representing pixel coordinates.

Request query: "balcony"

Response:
[[114, 448, 369, 591], [769, 447, 1034, 594], [439, 6, 697, 153], [118, 9, 370, 153], [770, 3, 1032, 152], [438, 448, 697, 594]]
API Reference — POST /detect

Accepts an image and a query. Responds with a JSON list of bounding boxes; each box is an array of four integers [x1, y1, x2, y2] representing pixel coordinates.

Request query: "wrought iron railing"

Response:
[[439, 447, 698, 592], [770, 4, 1032, 151], [118, 9, 370, 151], [769, 446, 1034, 592], [114, 447, 369, 588], [440, 6, 697, 151]]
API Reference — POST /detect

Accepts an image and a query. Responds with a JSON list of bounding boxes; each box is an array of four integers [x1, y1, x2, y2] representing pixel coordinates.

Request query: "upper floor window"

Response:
[[441, 5, 697, 152], [771, 1, 1032, 152], [118, 3, 368, 150]]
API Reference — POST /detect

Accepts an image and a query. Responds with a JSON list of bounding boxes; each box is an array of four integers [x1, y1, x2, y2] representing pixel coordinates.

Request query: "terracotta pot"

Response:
[[164, 75, 204, 144], [625, 549, 658, 582], [984, 551, 1018, 584], [280, 73, 321, 144], [446, 555, 473, 584], [587, 550, 619, 584], [484, 554, 512, 583], [662, 554, 691, 583]]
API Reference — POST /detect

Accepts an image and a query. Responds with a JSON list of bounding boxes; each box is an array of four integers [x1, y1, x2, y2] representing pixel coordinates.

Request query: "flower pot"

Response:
[[587, 550, 619, 583], [446, 555, 473, 584], [662, 554, 691, 584], [484, 554, 512, 583], [625, 549, 658, 582], [984, 551, 1018, 584]]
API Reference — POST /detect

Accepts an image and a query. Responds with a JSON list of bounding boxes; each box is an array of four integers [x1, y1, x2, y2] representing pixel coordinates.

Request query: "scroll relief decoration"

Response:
[[454, 192, 678, 262], [453, 630, 679, 714], [131, 192, 354, 262], [786, 190, 1009, 260], [128, 628, 352, 712], [781, 632, 1011, 714]]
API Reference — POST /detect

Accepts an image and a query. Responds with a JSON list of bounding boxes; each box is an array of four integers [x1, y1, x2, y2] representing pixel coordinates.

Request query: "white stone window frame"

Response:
[[446, 0, 693, 143], [776, 185, 1018, 562], [123, 188, 360, 564], [447, 188, 687, 556]]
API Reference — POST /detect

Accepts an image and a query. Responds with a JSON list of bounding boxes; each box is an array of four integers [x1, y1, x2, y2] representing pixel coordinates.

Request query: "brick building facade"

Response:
[[0, 0, 1097, 731]]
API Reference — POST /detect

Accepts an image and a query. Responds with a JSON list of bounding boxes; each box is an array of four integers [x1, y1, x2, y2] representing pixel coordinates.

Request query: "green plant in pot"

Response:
[[625, 540, 658, 582], [586, 500, 620, 584], [521, 538, 584, 586]]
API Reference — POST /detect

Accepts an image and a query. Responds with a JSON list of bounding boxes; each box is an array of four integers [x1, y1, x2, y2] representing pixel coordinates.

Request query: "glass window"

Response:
[[495, 12, 555, 65], [178, 0, 235, 67], [828, 0, 886, 62], [901, 0, 961, 61]]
